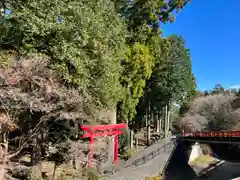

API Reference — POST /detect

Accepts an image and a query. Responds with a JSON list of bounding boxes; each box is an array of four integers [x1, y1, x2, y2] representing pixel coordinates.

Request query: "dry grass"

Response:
[[145, 175, 164, 180], [189, 155, 216, 167]]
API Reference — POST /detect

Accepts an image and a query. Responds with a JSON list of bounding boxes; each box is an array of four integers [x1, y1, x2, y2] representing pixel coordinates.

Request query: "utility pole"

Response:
[[1, 1, 6, 17]]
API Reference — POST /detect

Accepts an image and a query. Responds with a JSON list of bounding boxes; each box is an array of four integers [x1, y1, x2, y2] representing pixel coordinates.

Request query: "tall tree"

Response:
[[117, 0, 192, 121], [143, 36, 196, 111], [1, 0, 126, 109], [211, 84, 225, 95]]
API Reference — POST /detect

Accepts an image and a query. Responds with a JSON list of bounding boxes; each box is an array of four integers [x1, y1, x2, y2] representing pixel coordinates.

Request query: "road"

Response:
[[199, 161, 240, 180]]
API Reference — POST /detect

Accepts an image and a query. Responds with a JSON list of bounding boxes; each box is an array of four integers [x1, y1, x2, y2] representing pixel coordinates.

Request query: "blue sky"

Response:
[[162, 0, 240, 91]]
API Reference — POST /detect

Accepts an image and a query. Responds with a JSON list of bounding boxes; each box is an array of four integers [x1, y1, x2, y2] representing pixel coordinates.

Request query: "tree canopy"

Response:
[[178, 85, 240, 132], [1, 0, 127, 108], [117, 0, 193, 121], [0, 0, 197, 179], [135, 35, 196, 117]]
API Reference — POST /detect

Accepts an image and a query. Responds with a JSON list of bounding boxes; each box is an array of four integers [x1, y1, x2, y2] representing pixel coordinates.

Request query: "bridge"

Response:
[[102, 133, 240, 180], [180, 135, 240, 162]]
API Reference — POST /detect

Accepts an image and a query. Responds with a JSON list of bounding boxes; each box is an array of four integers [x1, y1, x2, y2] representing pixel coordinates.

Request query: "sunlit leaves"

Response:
[[116, 0, 192, 120], [120, 43, 154, 120], [2, 0, 127, 108], [143, 35, 196, 112]]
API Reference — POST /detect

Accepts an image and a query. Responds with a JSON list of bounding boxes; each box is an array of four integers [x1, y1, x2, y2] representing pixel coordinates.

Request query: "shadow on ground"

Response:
[[164, 142, 196, 180], [165, 141, 240, 180], [199, 162, 240, 180], [210, 144, 240, 162]]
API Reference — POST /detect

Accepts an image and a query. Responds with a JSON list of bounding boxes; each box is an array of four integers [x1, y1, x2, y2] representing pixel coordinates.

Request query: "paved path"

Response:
[[102, 137, 176, 180]]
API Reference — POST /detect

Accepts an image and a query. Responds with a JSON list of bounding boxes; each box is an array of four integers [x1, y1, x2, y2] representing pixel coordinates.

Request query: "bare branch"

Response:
[[179, 93, 238, 132], [8, 117, 44, 159]]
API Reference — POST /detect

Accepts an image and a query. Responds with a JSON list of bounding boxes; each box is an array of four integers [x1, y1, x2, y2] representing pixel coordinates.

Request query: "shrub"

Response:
[[82, 168, 102, 180], [121, 148, 137, 160]]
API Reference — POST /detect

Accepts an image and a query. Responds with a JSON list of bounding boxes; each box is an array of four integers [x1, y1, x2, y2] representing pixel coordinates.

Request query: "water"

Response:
[[200, 162, 240, 180], [165, 142, 196, 180]]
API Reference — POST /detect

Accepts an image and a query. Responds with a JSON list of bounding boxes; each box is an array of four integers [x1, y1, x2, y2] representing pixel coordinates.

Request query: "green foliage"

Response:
[[149, 38, 173, 105], [180, 74, 197, 108], [0, 0, 195, 172], [1, 0, 126, 108], [121, 147, 137, 160], [1, 0, 193, 122], [119, 131, 129, 149], [168, 36, 193, 101], [117, 0, 192, 121], [1, 0, 193, 120], [82, 168, 101, 180], [140, 35, 196, 113], [0, 50, 13, 68], [210, 84, 225, 95], [116, 0, 191, 33], [120, 43, 154, 120]]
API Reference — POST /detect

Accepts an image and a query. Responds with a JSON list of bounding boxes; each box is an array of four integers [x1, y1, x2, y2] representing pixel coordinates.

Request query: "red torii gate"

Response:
[[81, 123, 126, 168]]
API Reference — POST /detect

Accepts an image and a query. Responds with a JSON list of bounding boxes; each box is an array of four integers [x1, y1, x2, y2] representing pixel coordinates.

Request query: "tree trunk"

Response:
[[0, 132, 8, 180], [147, 121, 151, 146], [52, 163, 56, 180], [147, 103, 151, 146], [168, 111, 171, 133], [37, 130, 42, 164], [145, 114, 148, 127], [156, 118, 160, 133], [1, 1, 6, 17], [159, 110, 162, 134], [135, 137, 138, 149], [31, 135, 41, 166], [0, 166, 5, 180], [141, 116, 144, 129], [164, 104, 169, 138], [130, 130, 134, 148], [125, 119, 131, 148], [108, 107, 117, 165], [155, 112, 159, 133]]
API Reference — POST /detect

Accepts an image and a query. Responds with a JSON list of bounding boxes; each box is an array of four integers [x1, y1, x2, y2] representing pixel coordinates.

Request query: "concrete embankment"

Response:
[[164, 141, 196, 180], [165, 141, 240, 180]]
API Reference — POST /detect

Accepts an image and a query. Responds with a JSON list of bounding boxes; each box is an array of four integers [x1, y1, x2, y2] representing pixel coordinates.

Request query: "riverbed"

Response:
[[165, 142, 240, 180]]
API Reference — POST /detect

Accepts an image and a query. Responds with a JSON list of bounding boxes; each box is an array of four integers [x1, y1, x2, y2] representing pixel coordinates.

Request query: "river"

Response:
[[164, 141, 196, 180], [164, 142, 240, 180], [200, 162, 240, 180]]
